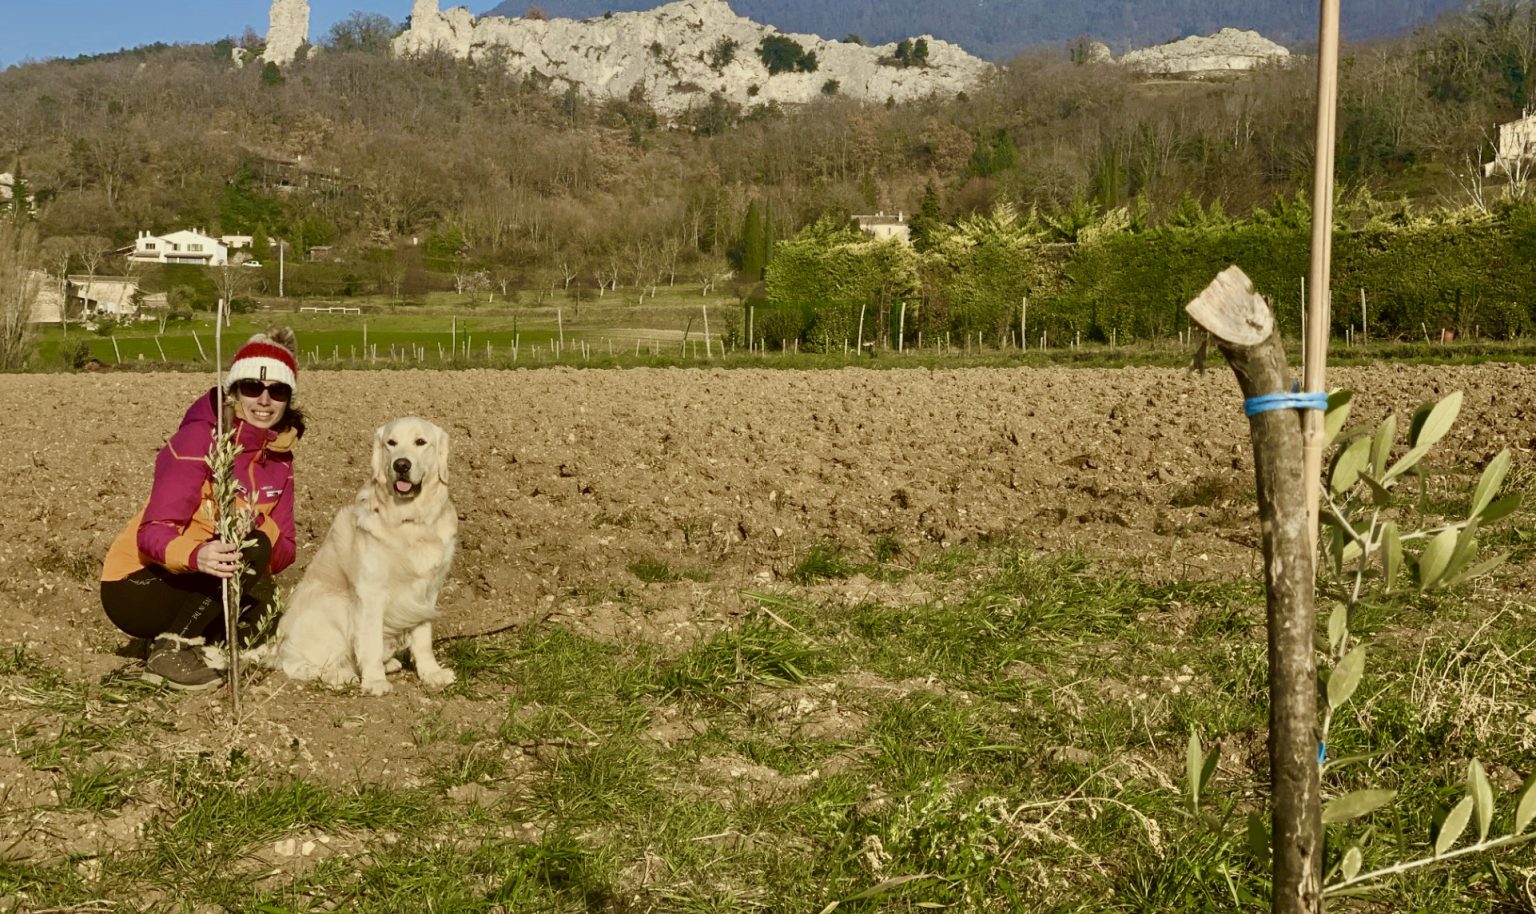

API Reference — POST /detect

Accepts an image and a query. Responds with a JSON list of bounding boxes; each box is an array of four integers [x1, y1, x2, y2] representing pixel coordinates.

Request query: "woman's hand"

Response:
[[197, 540, 242, 579]]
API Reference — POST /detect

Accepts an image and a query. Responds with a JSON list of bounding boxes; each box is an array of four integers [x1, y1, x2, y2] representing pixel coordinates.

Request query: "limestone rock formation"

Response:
[[263, 0, 310, 67], [1119, 28, 1289, 77], [394, 0, 991, 117]]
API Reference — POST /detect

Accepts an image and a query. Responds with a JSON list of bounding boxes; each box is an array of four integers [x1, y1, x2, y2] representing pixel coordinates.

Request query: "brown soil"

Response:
[[2, 363, 1533, 863]]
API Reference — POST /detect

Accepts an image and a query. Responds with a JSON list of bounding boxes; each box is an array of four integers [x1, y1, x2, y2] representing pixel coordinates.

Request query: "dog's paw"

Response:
[[360, 677, 393, 696], [419, 668, 456, 689], [384, 657, 403, 674], [320, 667, 359, 689]]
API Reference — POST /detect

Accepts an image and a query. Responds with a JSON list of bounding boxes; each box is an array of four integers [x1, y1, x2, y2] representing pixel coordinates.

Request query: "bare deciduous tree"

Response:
[[0, 221, 41, 369]]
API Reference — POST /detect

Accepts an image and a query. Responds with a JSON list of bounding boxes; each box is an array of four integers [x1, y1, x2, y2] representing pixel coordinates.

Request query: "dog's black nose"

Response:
[[393, 458, 411, 476]]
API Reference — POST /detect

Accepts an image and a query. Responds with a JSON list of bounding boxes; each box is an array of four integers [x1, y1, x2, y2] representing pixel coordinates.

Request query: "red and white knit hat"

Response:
[[226, 331, 298, 393]]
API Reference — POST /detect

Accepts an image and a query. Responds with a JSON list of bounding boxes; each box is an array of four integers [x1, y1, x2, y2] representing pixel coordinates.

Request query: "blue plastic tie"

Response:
[[1318, 742, 1327, 765], [1244, 391, 1329, 417]]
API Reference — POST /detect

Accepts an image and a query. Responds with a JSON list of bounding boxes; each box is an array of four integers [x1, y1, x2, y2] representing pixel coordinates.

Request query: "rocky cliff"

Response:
[[393, 0, 991, 117], [1117, 28, 1290, 77], [262, 0, 310, 66]]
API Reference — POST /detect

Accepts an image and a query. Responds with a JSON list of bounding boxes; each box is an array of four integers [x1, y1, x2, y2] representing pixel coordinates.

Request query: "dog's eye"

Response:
[[415, 438, 427, 446], [386, 439, 397, 447]]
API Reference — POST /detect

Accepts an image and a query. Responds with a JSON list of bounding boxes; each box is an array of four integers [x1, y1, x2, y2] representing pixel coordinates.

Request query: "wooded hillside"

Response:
[[1, 0, 1533, 309]]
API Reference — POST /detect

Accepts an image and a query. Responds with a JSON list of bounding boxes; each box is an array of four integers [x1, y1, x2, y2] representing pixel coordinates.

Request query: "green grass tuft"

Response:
[[659, 616, 829, 701], [790, 541, 853, 584]]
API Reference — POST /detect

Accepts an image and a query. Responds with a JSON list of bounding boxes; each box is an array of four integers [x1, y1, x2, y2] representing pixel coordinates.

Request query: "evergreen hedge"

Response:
[[764, 201, 1536, 346]]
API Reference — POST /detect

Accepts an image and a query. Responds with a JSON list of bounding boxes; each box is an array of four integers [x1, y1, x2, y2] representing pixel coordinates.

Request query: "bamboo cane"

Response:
[[1303, 0, 1342, 560]]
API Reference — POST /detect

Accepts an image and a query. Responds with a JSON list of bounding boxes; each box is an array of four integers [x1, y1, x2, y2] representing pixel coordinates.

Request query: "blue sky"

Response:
[[0, 1, 420, 68]]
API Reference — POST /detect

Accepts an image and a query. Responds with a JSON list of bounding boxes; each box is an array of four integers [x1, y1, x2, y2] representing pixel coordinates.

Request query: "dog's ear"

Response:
[[434, 424, 450, 485], [371, 423, 391, 488]]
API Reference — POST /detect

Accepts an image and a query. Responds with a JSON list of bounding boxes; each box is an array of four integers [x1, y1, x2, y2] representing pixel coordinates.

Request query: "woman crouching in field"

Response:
[[100, 327, 305, 690]]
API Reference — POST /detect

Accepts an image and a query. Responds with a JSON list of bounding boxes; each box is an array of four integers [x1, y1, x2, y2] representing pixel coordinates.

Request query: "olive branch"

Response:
[[206, 296, 248, 716], [1185, 389, 1527, 905]]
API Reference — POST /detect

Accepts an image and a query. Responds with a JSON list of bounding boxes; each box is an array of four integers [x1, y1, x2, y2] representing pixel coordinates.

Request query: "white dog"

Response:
[[276, 417, 458, 695]]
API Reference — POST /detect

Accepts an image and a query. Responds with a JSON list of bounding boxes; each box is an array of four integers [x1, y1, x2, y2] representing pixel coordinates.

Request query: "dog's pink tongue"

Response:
[[395, 480, 413, 494]]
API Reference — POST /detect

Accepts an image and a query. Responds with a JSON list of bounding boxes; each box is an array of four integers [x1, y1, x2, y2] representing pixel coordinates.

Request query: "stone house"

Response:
[[1484, 110, 1536, 178], [72, 277, 142, 317], [854, 211, 911, 244]]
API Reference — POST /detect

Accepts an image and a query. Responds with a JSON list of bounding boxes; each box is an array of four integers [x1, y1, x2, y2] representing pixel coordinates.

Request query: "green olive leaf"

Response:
[[1322, 789, 1396, 824], [1469, 759, 1494, 842], [1409, 391, 1462, 449], [1514, 771, 1536, 834], [1341, 845, 1363, 882], [1479, 493, 1522, 526], [1323, 390, 1354, 449], [1327, 644, 1366, 711], [1381, 522, 1402, 593], [1436, 795, 1474, 856], [1470, 450, 1511, 519], [1370, 413, 1397, 479], [1330, 436, 1372, 496], [1186, 730, 1204, 810], [1327, 602, 1349, 655], [1417, 527, 1459, 591]]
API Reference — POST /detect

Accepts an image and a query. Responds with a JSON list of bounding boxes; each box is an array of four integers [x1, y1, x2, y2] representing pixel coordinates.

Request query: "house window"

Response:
[[143, 242, 157, 250], [188, 244, 203, 252]]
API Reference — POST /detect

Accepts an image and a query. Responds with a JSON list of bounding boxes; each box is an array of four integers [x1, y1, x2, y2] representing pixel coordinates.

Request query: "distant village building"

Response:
[[854, 211, 911, 244], [72, 277, 141, 317], [126, 229, 230, 267], [27, 272, 154, 323], [1484, 110, 1536, 177], [248, 150, 343, 195]]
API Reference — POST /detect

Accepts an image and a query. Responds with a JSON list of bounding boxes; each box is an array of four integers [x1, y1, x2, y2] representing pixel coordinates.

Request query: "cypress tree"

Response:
[[740, 201, 766, 280], [762, 201, 775, 271], [910, 182, 943, 251]]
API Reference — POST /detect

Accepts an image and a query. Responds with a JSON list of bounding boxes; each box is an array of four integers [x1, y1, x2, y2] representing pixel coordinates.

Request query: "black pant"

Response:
[[101, 533, 273, 643]]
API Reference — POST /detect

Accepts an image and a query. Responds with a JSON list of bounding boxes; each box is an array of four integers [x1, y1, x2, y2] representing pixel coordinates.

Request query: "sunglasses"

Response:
[[232, 379, 293, 402]]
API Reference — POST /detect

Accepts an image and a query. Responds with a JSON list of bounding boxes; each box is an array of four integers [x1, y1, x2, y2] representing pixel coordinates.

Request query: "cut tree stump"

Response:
[[1187, 265, 1322, 914]]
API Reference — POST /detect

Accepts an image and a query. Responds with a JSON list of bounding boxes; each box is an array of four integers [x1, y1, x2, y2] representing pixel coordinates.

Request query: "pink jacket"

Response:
[[102, 388, 297, 581]]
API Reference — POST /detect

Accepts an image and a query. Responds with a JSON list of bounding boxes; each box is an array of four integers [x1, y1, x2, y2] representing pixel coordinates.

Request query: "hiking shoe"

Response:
[[143, 638, 223, 691]]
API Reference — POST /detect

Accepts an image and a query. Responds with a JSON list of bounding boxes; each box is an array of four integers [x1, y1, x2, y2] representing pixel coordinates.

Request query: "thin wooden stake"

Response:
[[1359, 288, 1368, 344]]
